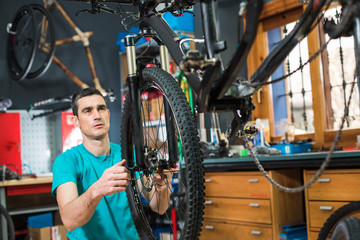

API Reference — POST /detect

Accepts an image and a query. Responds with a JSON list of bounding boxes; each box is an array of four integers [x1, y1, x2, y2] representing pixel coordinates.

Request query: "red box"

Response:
[[0, 113, 22, 174]]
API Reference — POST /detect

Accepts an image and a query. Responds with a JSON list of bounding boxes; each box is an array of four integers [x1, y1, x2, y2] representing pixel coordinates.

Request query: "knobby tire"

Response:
[[318, 201, 360, 240], [121, 67, 204, 240]]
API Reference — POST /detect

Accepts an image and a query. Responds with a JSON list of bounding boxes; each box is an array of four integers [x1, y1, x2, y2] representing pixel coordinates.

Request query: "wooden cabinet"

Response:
[[202, 220, 272, 240], [201, 170, 304, 240], [304, 169, 360, 239]]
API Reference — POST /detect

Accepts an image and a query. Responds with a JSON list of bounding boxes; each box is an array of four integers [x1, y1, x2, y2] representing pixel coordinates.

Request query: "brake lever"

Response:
[[75, 1, 118, 16]]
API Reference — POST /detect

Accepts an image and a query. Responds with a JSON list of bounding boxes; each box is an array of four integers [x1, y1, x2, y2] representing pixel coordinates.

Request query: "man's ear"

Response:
[[73, 115, 80, 128]]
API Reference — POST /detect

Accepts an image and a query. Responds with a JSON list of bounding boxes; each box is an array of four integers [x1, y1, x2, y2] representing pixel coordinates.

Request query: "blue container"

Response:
[[28, 212, 53, 228], [280, 224, 307, 240], [163, 11, 194, 33], [271, 143, 312, 155]]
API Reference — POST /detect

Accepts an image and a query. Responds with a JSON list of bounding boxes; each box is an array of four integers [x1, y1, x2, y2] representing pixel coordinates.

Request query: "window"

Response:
[[247, 0, 360, 149]]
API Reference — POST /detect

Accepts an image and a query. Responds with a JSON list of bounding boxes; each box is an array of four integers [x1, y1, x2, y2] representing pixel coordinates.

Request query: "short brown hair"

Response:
[[71, 87, 107, 116]]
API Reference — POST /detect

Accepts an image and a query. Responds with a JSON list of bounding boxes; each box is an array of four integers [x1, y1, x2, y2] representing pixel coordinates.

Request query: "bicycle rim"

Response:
[[26, 4, 55, 79], [7, 5, 37, 81], [121, 67, 204, 240], [318, 201, 360, 240], [330, 217, 360, 240]]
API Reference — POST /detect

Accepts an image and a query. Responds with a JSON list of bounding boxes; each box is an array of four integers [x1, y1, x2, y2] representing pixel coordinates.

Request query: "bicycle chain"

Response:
[[244, 69, 357, 193], [242, 2, 360, 193], [115, 0, 358, 193]]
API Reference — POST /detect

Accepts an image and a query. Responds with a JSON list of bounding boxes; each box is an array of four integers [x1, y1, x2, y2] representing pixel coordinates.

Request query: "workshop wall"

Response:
[[0, 0, 137, 144]]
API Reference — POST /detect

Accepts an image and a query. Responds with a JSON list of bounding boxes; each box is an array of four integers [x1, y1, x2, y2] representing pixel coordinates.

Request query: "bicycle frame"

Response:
[[118, 0, 332, 142], [138, 0, 328, 113], [97, 0, 359, 168]]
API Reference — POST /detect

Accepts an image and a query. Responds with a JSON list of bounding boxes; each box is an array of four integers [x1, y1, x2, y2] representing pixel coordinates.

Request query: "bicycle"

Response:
[[54, 0, 360, 239]]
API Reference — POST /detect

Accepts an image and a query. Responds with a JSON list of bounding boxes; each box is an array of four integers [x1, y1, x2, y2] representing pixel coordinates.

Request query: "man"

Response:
[[52, 87, 172, 239]]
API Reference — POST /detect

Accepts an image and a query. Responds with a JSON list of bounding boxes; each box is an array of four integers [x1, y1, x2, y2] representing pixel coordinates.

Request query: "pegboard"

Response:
[[12, 110, 63, 175]]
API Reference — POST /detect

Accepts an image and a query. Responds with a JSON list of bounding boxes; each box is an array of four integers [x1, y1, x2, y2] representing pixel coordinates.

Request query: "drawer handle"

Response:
[[318, 178, 331, 183], [205, 179, 212, 183], [248, 179, 259, 183], [251, 230, 262, 235], [205, 225, 214, 230], [249, 203, 260, 207], [204, 200, 213, 205], [320, 206, 333, 211]]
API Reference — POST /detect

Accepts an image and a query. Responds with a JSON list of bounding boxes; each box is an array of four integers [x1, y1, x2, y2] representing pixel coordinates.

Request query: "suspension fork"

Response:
[[125, 35, 146, 170], [159, 45, 178, 165]]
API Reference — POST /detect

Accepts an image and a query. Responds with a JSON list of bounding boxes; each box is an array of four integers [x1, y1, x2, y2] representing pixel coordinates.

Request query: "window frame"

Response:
[[247, 0, 360, 150]]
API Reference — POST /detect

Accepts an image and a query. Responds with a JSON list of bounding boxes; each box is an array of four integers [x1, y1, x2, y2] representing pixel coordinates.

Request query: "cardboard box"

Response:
[[29, 225, 67, 240], [151, 97, 164, 121], [145, 126, 165, 149]]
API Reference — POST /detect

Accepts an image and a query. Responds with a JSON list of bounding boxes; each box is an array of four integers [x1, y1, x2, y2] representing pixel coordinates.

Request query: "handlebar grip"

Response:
[[174, 0, 197, 8]]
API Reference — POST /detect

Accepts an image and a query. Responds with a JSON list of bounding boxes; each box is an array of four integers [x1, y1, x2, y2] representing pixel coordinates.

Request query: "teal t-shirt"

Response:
[[52, 143, 139, 240]]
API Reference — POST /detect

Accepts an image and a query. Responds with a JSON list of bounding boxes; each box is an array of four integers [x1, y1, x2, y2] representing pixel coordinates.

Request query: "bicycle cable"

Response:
[[244, 64, 358, 193]]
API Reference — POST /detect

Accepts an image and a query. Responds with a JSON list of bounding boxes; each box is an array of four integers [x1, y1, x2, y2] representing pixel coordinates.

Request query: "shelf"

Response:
[[9, 204, 58, 216]]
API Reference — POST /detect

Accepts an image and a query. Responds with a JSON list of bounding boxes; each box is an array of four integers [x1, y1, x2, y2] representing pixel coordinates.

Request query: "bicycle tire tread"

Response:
[[331, 216, 360, 240], [318, 201, 360, 240], [122, 67, 204, 240]]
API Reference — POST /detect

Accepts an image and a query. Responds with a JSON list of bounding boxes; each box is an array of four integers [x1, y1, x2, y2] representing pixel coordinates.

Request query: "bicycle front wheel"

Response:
[[330, 217, 360, 240], [318, 201, 360, 240], [121, 67, 204, 240]]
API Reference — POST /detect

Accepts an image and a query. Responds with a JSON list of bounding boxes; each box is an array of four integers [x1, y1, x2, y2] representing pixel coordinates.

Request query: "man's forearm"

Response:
[[149, 186, 171, 215], [137, 176, 172, 215], [60, 184, 102, 231]]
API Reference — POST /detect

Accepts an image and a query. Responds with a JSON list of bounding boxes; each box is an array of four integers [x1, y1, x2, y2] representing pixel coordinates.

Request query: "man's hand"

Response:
[[94, 159, 130, 197]]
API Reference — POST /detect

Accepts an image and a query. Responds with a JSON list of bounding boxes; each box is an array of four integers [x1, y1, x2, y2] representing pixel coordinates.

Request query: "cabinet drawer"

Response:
[[204, 172, 271, 199], [201, 221, 272, 240], [204, 197, 272, 224], [308, 231, 319, 240], [305, 169, 360, 201], [308, 201, 350, 228]]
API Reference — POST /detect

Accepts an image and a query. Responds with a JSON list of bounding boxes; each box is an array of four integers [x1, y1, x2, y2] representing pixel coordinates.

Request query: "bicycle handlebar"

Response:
[[68, 0, 197, 10]]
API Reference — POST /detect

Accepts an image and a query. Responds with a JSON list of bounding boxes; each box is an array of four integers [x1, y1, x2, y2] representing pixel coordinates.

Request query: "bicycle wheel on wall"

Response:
[[318, 201, 360, 240], [26, 4, 55, 79], [121, 67, 204, 240], [7, 5, 37, 81]]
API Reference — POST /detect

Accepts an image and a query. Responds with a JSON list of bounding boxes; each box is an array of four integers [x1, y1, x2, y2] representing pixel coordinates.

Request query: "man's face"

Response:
[[74, 94, 110, 140]]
